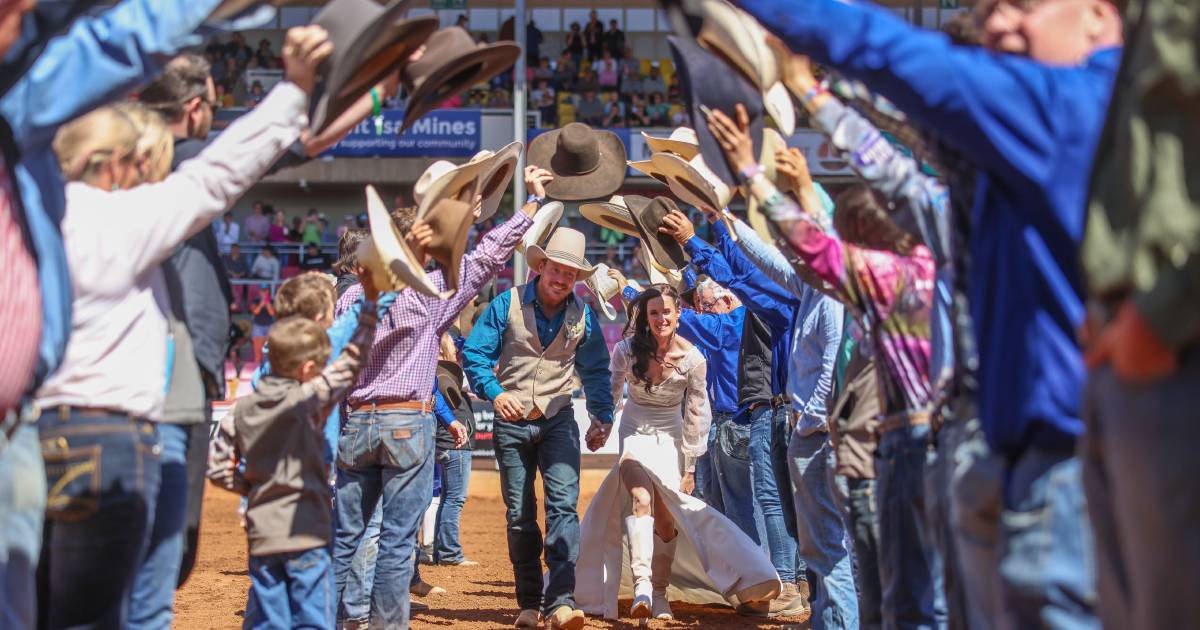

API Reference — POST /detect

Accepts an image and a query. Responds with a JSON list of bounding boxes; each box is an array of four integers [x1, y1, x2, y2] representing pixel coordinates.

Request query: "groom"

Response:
[[462, 220, 614, 629]]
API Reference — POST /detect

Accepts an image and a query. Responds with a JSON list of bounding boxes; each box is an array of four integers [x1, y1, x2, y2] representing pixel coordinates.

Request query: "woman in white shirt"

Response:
[[33, 27, 329, 628], [251, 244, 282, 280]]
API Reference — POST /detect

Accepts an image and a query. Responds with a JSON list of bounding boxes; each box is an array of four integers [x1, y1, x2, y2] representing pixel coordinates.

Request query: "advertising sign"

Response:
[[326, 109, 482, 158]]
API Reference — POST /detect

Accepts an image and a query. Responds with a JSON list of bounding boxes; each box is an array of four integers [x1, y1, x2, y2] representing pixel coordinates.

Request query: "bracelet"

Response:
[[800, 84, 828, 109], [737, 163, 764, 185], [526, 194, 543, 204]]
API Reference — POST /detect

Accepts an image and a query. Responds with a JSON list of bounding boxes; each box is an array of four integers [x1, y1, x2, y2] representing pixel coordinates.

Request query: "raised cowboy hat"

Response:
[[652, 151, 734, 213], [627, 159, 671, 185], [309, 0, 438, 134], [585, 263, 620, 321], [635, 239, 686, 291], [466, 141, 522, 223], [413, 159, 488, 297], [694, 0, 795, 136], [526, 227, 596, 280], [413, 159, 485, 209], [579, 195, 643, 238], [357, 185, 434, 295], [527, 122, 627, 201], [400, 27, 521, 133], [626, 196, 690, 271], [641, 127, 700, 160], [518, 201, 564, 255], [746, 127, 789, 242], [208, 0, 299, 23], [670, 35, 765, 190]]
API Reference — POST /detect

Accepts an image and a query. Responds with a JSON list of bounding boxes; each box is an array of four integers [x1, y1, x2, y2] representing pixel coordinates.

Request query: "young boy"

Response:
[[207, 279, 382, 629]]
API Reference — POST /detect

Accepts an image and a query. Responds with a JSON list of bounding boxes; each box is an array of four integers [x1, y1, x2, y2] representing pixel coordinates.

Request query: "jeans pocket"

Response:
[[380, 422, 429, 471], [337, 427, 366, 470], [719, 422, 751, 461], [42, 440, 102, 521]]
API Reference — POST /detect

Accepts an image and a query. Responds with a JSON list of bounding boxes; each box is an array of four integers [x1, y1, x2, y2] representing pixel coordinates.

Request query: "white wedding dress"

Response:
[[575, 338, 781, 620]]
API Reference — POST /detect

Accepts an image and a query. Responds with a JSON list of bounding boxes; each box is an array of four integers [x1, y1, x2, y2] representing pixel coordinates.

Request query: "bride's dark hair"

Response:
[[624, 284, 682, 393]]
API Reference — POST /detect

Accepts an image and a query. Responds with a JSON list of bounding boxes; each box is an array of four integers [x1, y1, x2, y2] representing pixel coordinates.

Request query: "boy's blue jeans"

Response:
[[244, 547, 334, 630]]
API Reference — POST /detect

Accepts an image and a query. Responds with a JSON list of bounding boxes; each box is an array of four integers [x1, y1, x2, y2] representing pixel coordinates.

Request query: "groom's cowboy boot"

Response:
[[513, 608, 540, 628], [651, 530, 678, 620], [626, 515, 655, 619]]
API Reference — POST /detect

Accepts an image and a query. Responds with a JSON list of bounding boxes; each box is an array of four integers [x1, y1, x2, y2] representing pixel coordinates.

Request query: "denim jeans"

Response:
[[493, 406, 580, 613], [0, 421, 46, 629], [876, 423, 947, 630], [1083, 359, 1199, 629], [245, 546, 334, 629], [789, 431, 859, 629], [704, 411, 761, 544], [333, 408, 435, 629], [998, 448, 1098, 630], [693, 416, 717, 505], [339, 497, 382, 623], [434, 448, 472, 563], [750, 405, 799, 583], [128, 423, 190, 629], [37, 410, 161, 629], [844, 477, 882, 630]]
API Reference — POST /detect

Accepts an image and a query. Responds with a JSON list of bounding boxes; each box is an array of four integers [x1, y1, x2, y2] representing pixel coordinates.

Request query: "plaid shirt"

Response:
[[337, 211, 532, 406]]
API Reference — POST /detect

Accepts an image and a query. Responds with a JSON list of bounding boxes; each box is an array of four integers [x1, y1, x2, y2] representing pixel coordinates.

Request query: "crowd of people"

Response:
[[1, 2, 1196, 630]]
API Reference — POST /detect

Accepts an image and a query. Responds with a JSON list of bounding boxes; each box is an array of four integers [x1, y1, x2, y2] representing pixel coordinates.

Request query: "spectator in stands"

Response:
[[671, 107, 690, 128], [575, 89, 605, 126], [456, 13, 468, 29], [533, 56, 553, 83], [605, 19, 625, 59], [287, 216, 303, 243], [602, 96, 625, 128], [268, 207, 289, 244], [487, 89, 512, 108], [320, 218, 335, 244], [227, 32, 252, 65], [626, 94, 651, 127], [215, 211, 240, 255], [577, 68, 599, 95], [302, 209, 322, 246], [553, 52, 577, 91], [256, 39, 276, 69], [532, 80, 556, 125], [337, 216, 355, 241], [565, 22, 584, 67], [642, 63, 666, 98], [247, 80, 265, 107], [646, 92, 670, 126], [252, 245, 281, 281], [211, 49, 228, 86], [245, 201, 271, 244], [249, 287, 274, 365], [526, 19, 543, 67], [585, 10, 604, 62], [224, 244, 250, 311], [593, 51, 619, 92], [299, 243, 331, 272], [213, 84, 229, 110], [619, 48, 641, 93]]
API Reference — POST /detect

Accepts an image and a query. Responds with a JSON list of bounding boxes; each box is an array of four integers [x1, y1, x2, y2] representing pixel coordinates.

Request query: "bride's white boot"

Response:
[[650, 530, 677, 620], [625, 515, 655, 619]]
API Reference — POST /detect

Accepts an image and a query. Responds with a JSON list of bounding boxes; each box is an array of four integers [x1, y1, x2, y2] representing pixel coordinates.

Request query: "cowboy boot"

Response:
[[625, 515, 655, 619], [650, 530, 678, 620]]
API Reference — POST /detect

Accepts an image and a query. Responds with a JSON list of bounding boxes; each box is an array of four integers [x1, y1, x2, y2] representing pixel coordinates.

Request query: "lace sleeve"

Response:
[[680, 353, 711, 469], [609, 339, 630, 418]]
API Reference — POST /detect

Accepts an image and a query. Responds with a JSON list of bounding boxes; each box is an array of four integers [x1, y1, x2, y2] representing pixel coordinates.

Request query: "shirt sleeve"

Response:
[[711, 223, 800, 330], [432, 211, 533, 331], [799, 298, 845, 430], [461, 290, 511, 401], [307, 303, 381, 422], [206, 411, 249, 496], [609, 339, 630, 419], [575, 305, 614, 424], [433, 387, 455, 427], [327, 291, 397, 361], [681, 356, 711, 468], [730, 217, 809, 298]]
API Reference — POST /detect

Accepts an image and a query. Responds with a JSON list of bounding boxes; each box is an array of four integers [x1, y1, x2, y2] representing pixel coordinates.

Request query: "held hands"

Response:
[[658, 209, 696, 245], [705, 104, 757, 174], [283, 25, 334, 96], [767, 35, 818, 95], [585, 419, 612, 452], [493, 391, 526, 421], [448, 420, 469, 448], [679, 471, 695, 495]]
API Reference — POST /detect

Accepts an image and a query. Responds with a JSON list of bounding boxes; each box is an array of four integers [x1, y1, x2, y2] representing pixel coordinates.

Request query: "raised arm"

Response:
[[432, 207, 533, 330], [305, 300, 381, 422]]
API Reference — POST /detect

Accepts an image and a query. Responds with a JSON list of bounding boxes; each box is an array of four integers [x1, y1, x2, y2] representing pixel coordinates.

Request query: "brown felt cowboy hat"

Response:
[[400, 27, 521, 133], [526, 228, 596, 280], [527, 122, 627, 201], [626, 196, 690, 271], [579, 195, 644, 238], [413, 159, 488, 297], [466, 141, 522, 223], [309, 0, 438, 134], [357, 185, 433, 295]]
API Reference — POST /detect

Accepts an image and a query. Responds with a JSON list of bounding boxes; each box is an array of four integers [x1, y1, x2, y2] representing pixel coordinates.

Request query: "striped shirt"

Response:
[[0, 158, 41, 416]]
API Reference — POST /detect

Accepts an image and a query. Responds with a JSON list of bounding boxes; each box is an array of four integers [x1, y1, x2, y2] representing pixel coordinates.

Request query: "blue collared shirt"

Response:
[[462, 280, 613, 423], [736, 0, 1120, 455], [1, 0, 224, 394]]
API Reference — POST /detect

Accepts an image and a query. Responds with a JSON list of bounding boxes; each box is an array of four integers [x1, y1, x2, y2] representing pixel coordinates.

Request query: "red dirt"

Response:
[[175, 469, 809, 629]]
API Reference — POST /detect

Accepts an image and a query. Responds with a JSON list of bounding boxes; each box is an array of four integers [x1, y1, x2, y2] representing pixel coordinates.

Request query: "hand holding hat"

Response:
[[658, 210, 696, 246], [283, 25, 335, 96], [525, 164, 553, 202], [775, 146, 813, 197], [706, 103, 758, 177]]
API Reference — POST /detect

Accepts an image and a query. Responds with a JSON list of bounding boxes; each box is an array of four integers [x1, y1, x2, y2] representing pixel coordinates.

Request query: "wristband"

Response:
[[800, 84, 828, 109], [737, 164, 764, 185], [526, 194, 543, 204], [370, 87, 383, 135]]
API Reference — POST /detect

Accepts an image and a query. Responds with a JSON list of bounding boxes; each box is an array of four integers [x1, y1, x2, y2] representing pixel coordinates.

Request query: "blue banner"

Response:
[[325, 109, 482, 158]]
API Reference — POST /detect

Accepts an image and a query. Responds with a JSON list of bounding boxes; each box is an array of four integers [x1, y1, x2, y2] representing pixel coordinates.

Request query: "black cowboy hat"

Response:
[[400, 27, 521, 133], [310, 0, 438, 133], [527, 122, 627, 201], [627, 196, 690, 271]]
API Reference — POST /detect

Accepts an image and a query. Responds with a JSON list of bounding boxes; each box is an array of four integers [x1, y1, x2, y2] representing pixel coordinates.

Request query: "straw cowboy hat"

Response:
[[526, 228, 596, 280], [413, 159, 484, 209], [641, 127, 700, 160], [518, 201, 564, 255], [579, 195, 643, 238], [585, 263, 621, 321], [527, 123, 627, 201], [651, 151, 734, 213], [635, 239, 686, 290], [627, 159, 671, 185], [695, 0, 796, 136], [626, 196, 690, 271], [669, 35, 765, 190], [357, 185, 436, 296], [413, 159, 489, 297], [746, 127, 789, 242], [308, 0, 438, 133], [400, 27, 521, 132], [465, 141, 522, 223], [208, 0, 298, 23]]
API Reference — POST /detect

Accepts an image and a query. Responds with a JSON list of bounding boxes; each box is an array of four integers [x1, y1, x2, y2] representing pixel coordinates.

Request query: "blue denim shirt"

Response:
[[462, 279, 613, 423], [735, 0, 1120, 455], [1, 0, 224, 393]]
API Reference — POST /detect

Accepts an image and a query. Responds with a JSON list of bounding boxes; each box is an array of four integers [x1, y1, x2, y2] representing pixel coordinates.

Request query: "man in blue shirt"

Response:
[[462, 226, 611, 630], [733, 0, 1123, 624]]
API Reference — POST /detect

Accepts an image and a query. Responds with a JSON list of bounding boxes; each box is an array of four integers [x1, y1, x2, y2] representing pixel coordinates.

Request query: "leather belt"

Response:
[[876, 410, 932, 435], [55, 405, 139, 420], [348, 400, 432, 413]]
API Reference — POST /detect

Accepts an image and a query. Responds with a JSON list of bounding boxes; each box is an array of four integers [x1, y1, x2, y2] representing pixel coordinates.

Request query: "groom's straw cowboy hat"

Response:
[[579, 194, 644, 238], [465, 141, 523, 223], [526, 228, 597, 280], [306, 0, 439, 133], [694, 0, 796, 136], [518, 201, 565, 282], [400, 26, 521, 133], [527, 122, 627, 201], [585, 263, 621, 321], [626, 196, 690, 271]]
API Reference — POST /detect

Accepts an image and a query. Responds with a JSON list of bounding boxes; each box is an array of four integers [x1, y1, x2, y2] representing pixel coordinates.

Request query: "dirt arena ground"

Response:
[[175, 468, 809, 629]]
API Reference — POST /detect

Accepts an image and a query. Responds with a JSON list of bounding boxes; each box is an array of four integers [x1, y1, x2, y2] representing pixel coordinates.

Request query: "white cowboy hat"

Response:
[[518, 201, 564, 255], [466, 141, 522, 223], [357, 185, 440, 297], [585, 262, 620, 321], [413, 159, 483, 210], [409, 159, 489, 297], [635, 239, 685, 290], [641, 127, 700, 160], [746, 127, 789, 243], [579, 195, 642, 238], [627, 159, 671, 186], [526, 228, 596, 280], [651, 151, 734, 212]]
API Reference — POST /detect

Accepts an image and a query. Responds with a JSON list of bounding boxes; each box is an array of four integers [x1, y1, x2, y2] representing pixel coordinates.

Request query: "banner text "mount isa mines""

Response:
[[328, 109, 482, 158]]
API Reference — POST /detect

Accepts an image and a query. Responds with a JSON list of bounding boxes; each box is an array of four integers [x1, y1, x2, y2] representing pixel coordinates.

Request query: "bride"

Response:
[[576, 284, 780, 621]]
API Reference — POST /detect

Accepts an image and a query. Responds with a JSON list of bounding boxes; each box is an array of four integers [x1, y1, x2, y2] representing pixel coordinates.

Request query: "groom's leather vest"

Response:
[[496, 285, 586, 419]]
